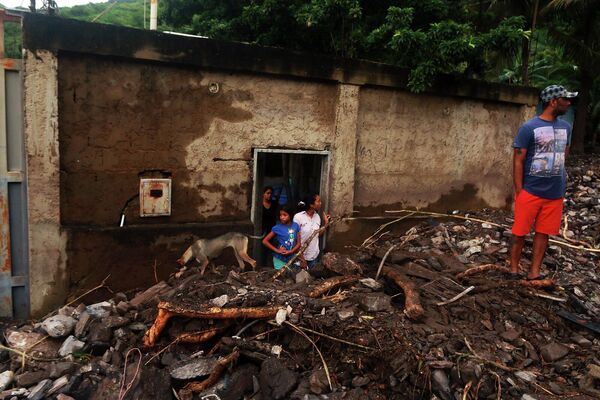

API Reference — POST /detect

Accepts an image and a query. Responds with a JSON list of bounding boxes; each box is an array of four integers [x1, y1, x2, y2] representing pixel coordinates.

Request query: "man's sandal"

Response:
[[526, 274, 547, 281]]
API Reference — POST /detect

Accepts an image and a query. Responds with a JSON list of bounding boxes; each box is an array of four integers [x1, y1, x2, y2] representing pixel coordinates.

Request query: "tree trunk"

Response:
[[520, 39, 530, 85], [571, 70, 593, 153]]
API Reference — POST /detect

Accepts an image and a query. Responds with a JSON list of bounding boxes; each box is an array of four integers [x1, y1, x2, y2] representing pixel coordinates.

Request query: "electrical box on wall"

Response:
[[140, 179, 171, 217]]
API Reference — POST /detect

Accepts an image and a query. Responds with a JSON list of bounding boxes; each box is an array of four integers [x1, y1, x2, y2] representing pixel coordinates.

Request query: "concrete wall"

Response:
[[354, 88, 534, 213], [22, 14, 539, 316]]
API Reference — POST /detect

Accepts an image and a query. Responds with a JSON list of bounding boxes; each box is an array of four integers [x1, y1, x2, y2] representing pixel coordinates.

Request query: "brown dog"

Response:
[[177, 232, 258, 275]]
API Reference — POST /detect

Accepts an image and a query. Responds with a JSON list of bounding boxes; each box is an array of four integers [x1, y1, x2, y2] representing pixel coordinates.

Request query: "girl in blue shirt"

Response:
[[262, 205, 301, 270]]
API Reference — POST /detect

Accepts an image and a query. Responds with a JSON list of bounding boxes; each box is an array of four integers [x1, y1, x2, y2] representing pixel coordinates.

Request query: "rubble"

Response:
[[0, 155, 598, 399]]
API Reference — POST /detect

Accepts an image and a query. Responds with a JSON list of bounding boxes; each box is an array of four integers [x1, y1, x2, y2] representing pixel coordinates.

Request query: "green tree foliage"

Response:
[[59, 0, 149, 28], [161, 0, 527, 92]]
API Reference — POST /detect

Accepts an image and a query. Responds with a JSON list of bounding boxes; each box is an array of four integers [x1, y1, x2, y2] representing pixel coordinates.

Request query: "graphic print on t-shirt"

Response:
[[529, 126, 568, 177]]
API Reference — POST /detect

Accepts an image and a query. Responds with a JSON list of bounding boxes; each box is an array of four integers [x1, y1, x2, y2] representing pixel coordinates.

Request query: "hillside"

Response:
[[59, 0, 147, 29]]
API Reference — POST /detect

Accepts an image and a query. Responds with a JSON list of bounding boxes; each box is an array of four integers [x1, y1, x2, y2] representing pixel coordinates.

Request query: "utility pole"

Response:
[[30, 0, 36, 12], [150, 0, 158, 30]]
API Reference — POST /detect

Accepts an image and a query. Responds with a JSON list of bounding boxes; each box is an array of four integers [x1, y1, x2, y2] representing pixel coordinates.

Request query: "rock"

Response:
[[571, 334, 592, 348], [26, 379, 52, 400], [540, 342, 569, 362], [259, 358, 298, 400], [58, 336, 85, 357], [217, 363, 258, 400], [295, 270, 311, 284], [356, 293, 391, 312], [351, 376, 369, 387], [74, 312, 92, 338], [501, 329, 521, 341], [5, 330, 45, 351], [321, 252, 363, 275], [0, 388, 28, 398], [463, 245, 482, 257], [579, 364, 600, 397], [48, 362, 78, 379], [275, 308, 288, 325], [15, 371, 51, 388], [85, 301, 113, 318], [129, 281, 171, 308], [57, 395, 76, 400], [0, 371, 14, 391], [103, 316, 130, 329], [359, 278, 382, 290], [431, 369, 452, 400], [337, 309, 354, 321], [515, 371, 537, 382], [170, 357, 218, 380], [521, 395, 537, 400], [41, 315, 76, 338], [87, 321, 112, 344], [309, 369, 330, 394], [47, 375, 70, 396], [115, 301, 131, 315], [211, 294, 229, 307]]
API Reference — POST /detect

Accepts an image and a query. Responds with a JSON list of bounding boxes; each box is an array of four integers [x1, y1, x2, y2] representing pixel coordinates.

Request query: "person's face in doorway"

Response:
[[311, 195, 322, 212], [279, 210, 291, 225], [263, 189, 273, 202]]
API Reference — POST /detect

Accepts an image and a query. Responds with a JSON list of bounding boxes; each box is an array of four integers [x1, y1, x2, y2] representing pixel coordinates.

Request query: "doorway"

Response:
[[251, 148, 330, 265]]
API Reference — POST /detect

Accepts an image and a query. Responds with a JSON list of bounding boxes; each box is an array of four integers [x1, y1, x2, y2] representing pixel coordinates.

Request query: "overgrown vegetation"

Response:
[[3, 0, 599, 150]]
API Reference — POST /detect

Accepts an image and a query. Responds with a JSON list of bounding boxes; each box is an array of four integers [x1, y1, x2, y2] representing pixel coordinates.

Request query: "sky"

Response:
[[2, 0, 107, 9]]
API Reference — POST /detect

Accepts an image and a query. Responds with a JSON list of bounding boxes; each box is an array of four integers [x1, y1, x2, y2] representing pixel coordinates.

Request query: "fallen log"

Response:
[[143, 303, 281, 346], [181, 349, 240, 393], [455, 264, 509, 280], [175, 325, 229, 344], [380, 266, 424, 320], [308, 275, 360, 298]]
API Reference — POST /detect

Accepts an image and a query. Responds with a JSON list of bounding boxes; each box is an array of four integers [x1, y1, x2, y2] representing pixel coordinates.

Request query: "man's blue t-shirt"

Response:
[[513, 116, 572, 199], [271, 222, 300, 262]]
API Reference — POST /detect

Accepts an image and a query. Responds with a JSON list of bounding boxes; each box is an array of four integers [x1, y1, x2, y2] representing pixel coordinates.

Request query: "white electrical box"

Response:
[[140, 178, 172, 217]]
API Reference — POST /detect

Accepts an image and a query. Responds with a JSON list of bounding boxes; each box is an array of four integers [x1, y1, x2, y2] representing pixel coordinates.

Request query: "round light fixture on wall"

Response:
[[208, 82, 220, 94]]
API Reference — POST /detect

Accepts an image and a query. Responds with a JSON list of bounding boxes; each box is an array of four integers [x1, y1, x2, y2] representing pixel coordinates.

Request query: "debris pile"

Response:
[[0, 156, 598, 400]]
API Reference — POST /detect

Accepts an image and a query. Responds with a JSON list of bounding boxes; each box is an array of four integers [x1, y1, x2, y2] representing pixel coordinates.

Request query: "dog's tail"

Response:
[[247, 233, 267, 240], [177, 245, 194, 266]]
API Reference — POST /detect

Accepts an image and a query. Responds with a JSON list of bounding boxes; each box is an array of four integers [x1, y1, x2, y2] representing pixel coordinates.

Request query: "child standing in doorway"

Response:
[[294, 193, 330, 269], [262, 205, 301, 270]]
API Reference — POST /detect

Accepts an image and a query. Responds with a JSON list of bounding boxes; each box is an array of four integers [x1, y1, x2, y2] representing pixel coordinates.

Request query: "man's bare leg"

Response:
[[509, 235, 525, 274], [529, 232, 548, 279]]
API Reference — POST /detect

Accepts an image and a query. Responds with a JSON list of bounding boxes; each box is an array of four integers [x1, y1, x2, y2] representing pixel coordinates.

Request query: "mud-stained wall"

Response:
[[59, 54, 337, 226], [354, 88, 530, 214]]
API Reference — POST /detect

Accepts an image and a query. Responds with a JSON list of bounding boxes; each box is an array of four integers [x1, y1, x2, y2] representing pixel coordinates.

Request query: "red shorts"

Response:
[[512, 190, 563, 236]]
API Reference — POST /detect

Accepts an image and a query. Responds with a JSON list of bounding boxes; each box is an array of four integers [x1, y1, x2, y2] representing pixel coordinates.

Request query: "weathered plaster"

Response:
[[23, 49, 67, 317], [354, 88, 534, 213]]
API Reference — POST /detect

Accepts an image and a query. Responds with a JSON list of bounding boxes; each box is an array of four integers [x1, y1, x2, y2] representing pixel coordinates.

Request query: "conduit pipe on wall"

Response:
[[150, 0, 158, 30]]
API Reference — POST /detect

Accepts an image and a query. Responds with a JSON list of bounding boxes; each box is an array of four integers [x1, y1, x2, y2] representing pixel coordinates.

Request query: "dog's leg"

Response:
[[233, 251, 245, 271], [199, 259, 210, 276], [239, 252, 257, 271]]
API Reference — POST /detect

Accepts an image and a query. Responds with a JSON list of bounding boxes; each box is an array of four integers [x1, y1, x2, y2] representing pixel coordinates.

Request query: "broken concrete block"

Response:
[[431, 369, 452, 400], [27, 379, 52, 400], [0, 371, 14, 391], [540, 343, 569, 362], [15, 371, 51, 387], [102, 316, 130, 329], [87, 321, 112, 344], [337, 309, 354, 321], [169, 357, 218, 380], [295, 270, 311, 284], [47, 375, 70, 396], [356, 293, 392, 312], [85, 302, 113, 318], [210, 294, 229, 307], [41, 315, 76, 338], [74, 312, 92, 338], [48, 362, 78, 379], [5, 330, 46, 351], [515, 371, 537, 382], [58, 336, 85, 357], [56, 395, 76, 400]]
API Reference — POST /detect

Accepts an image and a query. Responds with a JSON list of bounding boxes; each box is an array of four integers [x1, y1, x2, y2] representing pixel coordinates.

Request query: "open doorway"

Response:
[[251, 148, 330, 265]]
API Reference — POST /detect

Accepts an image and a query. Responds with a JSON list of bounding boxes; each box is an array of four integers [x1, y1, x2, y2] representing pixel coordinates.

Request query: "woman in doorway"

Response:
[[261, 186, 278, 235], [262, 205, 301, 271], [293, 193, 330, 269]]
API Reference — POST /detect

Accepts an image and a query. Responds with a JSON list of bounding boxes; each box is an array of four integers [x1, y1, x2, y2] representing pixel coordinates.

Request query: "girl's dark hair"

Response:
[[263, 186, 273, 193], [279, 204, 294, 217], [297, 193, 319, 212]]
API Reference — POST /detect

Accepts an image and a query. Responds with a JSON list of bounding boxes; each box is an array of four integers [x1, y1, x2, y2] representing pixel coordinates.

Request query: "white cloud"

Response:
[[3, 0, 109, 9]]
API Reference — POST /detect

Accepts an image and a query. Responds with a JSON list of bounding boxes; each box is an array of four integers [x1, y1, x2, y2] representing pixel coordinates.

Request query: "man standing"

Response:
[[509, 84, 577, 280]]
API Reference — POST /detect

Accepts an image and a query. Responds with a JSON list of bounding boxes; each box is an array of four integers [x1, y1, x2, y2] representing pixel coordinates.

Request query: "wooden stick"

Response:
[[143, 304, 281, 346], [436, 286, 475, 306], [267, 321, 375, 351], [380, 266, 424, 320], [463, 338, 515, 372], [308, 275, 360, 298], [456, 264, 509, 280], [360, 212, 415, 248], [182, 349, 239, 393], [375, 227, 418, 280], [175, 326, 228, 344]]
